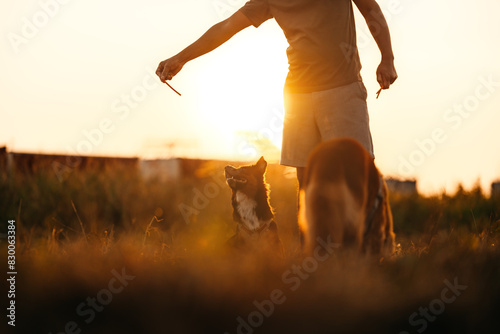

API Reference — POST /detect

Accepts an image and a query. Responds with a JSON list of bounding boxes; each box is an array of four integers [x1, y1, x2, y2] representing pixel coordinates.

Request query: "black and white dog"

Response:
[[224, 157, 282, 253]]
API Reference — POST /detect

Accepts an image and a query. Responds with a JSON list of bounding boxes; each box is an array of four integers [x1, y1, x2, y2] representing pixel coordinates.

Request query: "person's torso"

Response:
[[267, 0, 362, 93]]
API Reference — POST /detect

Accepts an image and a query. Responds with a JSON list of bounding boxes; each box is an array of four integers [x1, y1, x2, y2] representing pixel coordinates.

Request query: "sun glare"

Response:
[[192, 23, 288, 162]]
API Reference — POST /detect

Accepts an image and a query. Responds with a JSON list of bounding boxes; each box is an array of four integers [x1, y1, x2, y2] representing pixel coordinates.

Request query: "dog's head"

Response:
[[224, 157, 267, 196]]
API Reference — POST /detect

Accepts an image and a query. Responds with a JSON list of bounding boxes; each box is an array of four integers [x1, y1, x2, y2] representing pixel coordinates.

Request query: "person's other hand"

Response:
[[156, 56, 184, 83], [376, 59, 398, 90]]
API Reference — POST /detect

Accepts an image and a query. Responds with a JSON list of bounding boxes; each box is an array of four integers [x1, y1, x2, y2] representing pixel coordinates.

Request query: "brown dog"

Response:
[[299, 138, 395, 256], [224, 157, 282, 253]]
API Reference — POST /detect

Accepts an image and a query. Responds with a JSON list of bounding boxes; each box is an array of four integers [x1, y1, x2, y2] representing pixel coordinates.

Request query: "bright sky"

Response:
[[1, 0, 500, 195]]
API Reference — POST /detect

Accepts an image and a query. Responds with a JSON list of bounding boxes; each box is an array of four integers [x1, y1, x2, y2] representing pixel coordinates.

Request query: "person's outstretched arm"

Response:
[[156, 11, 252, 83], [353, 0, 398, 90]]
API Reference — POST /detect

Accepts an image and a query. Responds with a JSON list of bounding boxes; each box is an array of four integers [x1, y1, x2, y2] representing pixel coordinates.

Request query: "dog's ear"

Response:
[[256, 156, 267, 172]]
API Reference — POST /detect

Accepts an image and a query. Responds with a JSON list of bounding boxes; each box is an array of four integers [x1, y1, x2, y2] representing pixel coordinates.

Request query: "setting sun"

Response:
[[187, 21, 288, 161]]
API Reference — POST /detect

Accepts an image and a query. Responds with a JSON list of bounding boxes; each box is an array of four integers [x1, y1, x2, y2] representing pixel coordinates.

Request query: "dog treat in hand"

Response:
[[376, 88, 382, 99]]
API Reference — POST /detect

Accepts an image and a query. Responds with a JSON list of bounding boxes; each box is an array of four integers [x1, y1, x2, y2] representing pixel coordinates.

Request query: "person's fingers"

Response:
[[377, 74, 382, 88], [376, 62, 398, 90], [156, 63, 163, 79], [166, 64, 183, 81], [156, 61, 169, 82], [390, 73, 398, 85], [383, 78, 390, 89], [377, 73, 389, 89], [382, 73, 394, 89], [156, 58, 184, 83], [163, 64, 177, 81], [157, 61, 176, 82], [161, 66, 172, 82], [163, 69, 175, 81]]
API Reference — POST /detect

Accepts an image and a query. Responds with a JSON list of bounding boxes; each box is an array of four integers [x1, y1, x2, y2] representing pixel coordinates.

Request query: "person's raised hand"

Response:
[[156, 56, 184, 83]]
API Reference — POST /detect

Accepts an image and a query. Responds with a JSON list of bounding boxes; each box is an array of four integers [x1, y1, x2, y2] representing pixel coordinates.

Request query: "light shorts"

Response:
[[280, 81, 374, 168]]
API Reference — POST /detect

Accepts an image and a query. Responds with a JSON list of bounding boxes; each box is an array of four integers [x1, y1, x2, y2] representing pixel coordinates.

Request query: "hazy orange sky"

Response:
[[1, 0, 500, 195]]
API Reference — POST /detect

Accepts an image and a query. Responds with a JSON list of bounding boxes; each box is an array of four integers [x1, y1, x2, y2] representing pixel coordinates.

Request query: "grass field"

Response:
[[1, 161, 499, 334]]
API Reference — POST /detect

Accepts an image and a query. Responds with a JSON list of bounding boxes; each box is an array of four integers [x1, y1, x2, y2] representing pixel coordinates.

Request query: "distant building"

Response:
[[1, 147, 227, 183], [385, 178, 418, 195], [140, 159, 182, 181], [139, 158, 216, 182], [6, 151, 138, 179], [492, 182, 500, 199], [0, 147, 7, 174]]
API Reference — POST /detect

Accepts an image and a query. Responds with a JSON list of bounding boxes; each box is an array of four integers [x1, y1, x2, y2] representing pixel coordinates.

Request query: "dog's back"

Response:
[[299, 138, 395, 255]]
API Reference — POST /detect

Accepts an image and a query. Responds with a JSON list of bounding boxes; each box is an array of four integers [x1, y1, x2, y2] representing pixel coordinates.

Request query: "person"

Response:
[[156, 0, 397, 190]]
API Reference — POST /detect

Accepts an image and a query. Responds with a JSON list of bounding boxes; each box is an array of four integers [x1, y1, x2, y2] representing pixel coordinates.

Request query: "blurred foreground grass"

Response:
[[1, 161, 499, 333]]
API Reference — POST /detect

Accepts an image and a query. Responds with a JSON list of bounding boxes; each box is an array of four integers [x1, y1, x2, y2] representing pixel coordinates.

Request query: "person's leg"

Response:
[[296, 166, 305, 190], [313, 81, 374, 157], [280, 91, 321, 168], [280, 90, 321, 249], [296, 166, 306, 247], [281, 90, 317, 209]]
